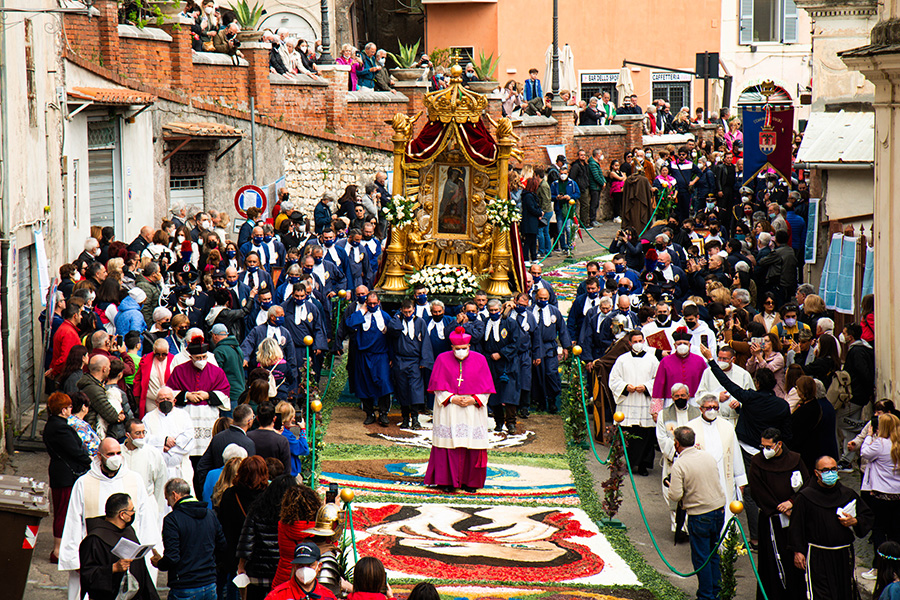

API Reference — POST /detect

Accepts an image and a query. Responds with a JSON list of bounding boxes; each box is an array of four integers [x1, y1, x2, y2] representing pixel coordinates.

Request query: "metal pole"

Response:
[[551, 0, 561, 107], [309, 401, 317, 487], [345, 502, 359, 563], [305, 345, 310, 424], [319, 0, 333, 64], [703, 51, 709, 123], [250, 96, 257, 186]]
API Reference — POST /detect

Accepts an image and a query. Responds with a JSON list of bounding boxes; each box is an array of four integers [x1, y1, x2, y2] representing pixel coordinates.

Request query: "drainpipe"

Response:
[[0, 0, 13, 455]]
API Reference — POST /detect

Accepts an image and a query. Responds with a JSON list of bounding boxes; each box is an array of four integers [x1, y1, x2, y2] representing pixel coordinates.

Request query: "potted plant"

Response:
[[229, 0, 264, 41], [387, 39, 426, 81], [468, 50, 500, 94]]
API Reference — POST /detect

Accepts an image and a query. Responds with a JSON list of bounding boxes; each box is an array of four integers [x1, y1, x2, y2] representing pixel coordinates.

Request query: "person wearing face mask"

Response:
[[656, 384, 701, 535], [78, 493, 160, 600], [386, 299, 435, 429], [639, 300, 684, 354], [260, 223, 286, 273], [836, 323, 875, 472], [267, 541, 338, 600], [167, 337, 232, 460], [121, 419, 168, 514], [143, 385, 196, 489], [566, 277, 601, 352], [275, 263, 305, 304], [696, 346, 756, 425], [60, 438, 159, 600], [680, 303, 718, 356], [594, 294, 640, 356], [310, 245, 346, 301], [747, 427, 808, 600], [240, 251, 274, 293], [609, 331, 661, 476], [322, 229, 353, 292], [335, 285, 370, 394], [650, 328, 707, 419], [687, 394, 748, 522], [346, 292, 394, 426], [134, 338, 174, 417], [456, 300, 486, 353], [339, 228, 374, 290], [424, 327, 496, 492], [241, 226, 274, 271], [242, 305, 297, 372], [282, 283, 328, 392], [478, 298, 521, 430], [151, 478, 226, 600], [788, 456, 874, 600], [549, 165, 581, 256], [504, 293, 539, 420]]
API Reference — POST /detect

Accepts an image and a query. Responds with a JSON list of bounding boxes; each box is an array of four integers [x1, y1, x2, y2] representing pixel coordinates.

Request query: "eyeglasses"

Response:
[[764, 300, 774, 305], [818, 467, 839, 473]]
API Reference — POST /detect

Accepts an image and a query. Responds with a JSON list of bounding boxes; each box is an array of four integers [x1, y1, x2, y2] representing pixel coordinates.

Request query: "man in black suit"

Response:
[[193, 404, 255, 497]]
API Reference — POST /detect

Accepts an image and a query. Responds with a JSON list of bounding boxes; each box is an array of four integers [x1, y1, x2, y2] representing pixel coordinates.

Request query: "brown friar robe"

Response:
[[622, 173, 655, 233]]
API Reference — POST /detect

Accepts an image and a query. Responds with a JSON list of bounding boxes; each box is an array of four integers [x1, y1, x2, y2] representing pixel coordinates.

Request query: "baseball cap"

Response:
[[291, 541, 321, 565], [210, 324, 228, 336]]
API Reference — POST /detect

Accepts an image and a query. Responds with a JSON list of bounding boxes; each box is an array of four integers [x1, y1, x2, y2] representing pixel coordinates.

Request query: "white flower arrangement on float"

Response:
[[381, 194, 419, 229], [484, 195, 520, 232], [408, 264, 483, 296]]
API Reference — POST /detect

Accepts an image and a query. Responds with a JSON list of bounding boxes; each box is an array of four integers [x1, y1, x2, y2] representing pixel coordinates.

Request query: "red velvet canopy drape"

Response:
[[406, 120, 498, 167]]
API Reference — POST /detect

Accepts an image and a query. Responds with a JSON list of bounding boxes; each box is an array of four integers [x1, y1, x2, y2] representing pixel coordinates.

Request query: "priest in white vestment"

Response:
[[687, 393, 748, 521], [59, 438, 159, 600], [122, 418, 168, 515], [656, 383, 701, 532], [608, 329, 659, 474], [695, 346, 756, 423], [142, 386, 195, 490]]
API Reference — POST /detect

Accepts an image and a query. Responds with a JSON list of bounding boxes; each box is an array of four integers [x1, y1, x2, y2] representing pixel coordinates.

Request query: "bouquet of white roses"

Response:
[[484, 196, 520, 232], [381, 194, 419, 229], [408, 264, 483, 296]]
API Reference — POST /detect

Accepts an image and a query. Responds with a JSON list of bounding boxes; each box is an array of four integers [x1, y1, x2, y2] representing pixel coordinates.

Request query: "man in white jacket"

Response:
[[695, 346, 755, 421]]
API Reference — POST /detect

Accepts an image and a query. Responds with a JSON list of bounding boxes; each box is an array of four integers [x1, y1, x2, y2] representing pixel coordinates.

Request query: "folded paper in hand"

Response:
[[111, 537, 156, 560], [836, 499, 856, 519]]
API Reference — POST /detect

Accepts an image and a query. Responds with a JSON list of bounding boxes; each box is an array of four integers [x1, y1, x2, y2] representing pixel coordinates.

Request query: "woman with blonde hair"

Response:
[[256, 337, 295, 402], [211, 455, 244, 509], [276, 400, 308, 476], [802, 293, 828, 331], [671, 107, 691, 134], [861, 413, 900, 578], [106, 257, 125, 284]]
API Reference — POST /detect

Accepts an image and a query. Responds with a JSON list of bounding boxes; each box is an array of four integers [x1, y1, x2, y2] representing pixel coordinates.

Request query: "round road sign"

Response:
[[234, 185, 267, 218]]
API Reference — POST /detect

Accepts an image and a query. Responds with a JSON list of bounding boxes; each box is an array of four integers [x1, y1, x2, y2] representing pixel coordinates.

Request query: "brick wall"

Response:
[[61, 3, 707, 158]]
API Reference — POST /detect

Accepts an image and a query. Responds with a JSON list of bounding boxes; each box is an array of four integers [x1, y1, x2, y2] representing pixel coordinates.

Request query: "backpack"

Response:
[[826, 370, 852, 409]]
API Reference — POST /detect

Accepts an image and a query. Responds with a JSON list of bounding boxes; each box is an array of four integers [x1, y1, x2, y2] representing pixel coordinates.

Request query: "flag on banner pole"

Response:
[[835, 235, 857, 315], [743, 105, 794, 185], [862, 246, 875, 298]]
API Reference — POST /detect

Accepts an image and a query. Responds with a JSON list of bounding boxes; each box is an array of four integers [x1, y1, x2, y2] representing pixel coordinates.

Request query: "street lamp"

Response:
[[551, 0, 562, 107], [319, 0, 333, 64]]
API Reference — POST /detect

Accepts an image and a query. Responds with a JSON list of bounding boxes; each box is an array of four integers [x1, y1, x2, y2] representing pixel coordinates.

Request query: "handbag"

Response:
[[826, 370, 852, 409], [202, 40, 215, 52], [115, 570, 139, 600]]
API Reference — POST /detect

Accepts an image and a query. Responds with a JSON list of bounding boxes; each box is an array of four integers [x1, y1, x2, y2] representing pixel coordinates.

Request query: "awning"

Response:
[[161, 121, 245, 163], [68, 86, 156, 105], [66, 86, 156, 121], [796, 110, 874, 167]]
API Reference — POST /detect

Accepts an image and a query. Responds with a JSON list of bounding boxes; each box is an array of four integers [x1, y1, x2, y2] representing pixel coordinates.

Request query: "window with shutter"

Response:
[[739, 0, 754, 44], [782, 0, 798, 43]]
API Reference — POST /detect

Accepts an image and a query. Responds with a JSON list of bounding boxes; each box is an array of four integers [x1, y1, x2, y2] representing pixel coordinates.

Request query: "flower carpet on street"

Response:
[[352, 503, 640, 586], [390, 584, 644, 600]]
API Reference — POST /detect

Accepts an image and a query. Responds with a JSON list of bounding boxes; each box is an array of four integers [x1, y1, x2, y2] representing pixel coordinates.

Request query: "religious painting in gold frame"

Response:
[[435, 165, 471, 237]]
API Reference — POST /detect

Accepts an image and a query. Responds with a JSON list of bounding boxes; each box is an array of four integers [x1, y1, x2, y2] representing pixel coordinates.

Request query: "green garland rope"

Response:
[[537, 203, 575, 265], [572, 353, 769, 596]]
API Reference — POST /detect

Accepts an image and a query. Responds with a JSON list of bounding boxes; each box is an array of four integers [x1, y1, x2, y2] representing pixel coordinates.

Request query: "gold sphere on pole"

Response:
[[568, 199, 576, 205], [310, 399, 323, 413], [729, 501, 744, 515], [340, 488, 355, 503], [613, 411, 625, 423], [572, 345, 582, 356], [338, 289, 347, 298], [303, 335, 314, 346]]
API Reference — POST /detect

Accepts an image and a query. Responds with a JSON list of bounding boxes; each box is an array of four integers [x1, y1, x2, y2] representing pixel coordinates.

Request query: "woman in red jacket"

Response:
[[272, 485, 321, 587], [133, 338, 174, 416]]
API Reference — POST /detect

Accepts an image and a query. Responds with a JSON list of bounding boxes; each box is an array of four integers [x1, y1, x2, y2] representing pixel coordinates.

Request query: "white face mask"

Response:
[[631, 342, 644, 354], [703, 409, 718, 421], [717, 360, 731, 371], [177, 235, 185, 243], [838, 333, 847, 344], [183, 297, 195, 307], [200, 220, 210, 230], [192, 359, 208, 370], [204, 6, 213, 14], [675, 344, 690, 356], [296, 566, 317, 585], [129, 436, 146, 448], [454, 349, 469, 361], [104, 455, 123, 472], [763, 447, 778, 460]]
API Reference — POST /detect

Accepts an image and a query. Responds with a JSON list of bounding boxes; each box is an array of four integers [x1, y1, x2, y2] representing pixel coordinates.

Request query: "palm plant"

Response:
[[228, 0, 264, 29], [473, 49, 499, 81], [386, 39, 421, 69]]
